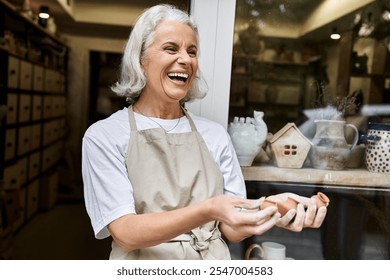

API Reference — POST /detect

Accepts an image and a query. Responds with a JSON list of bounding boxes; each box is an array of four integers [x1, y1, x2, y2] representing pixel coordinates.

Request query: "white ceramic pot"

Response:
[[228, 111, 268, 166]]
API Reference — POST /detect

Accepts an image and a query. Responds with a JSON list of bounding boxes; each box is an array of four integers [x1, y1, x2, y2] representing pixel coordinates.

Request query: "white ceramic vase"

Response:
[[228, 111, 268, 166]]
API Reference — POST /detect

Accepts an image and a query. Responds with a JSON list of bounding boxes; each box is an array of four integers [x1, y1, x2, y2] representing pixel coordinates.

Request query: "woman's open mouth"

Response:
[[167, 72, 189, 83]]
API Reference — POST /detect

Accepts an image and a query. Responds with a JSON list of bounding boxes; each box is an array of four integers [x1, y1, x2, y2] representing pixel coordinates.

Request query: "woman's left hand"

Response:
[[264, 193, 327, 232]]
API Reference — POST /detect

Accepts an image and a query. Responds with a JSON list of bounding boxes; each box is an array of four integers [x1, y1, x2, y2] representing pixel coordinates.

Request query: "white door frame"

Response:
[[188, 0, 236, 128]]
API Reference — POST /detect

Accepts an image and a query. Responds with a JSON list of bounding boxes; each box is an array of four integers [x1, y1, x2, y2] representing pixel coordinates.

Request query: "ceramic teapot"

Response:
[[228, 111, 268, 166]]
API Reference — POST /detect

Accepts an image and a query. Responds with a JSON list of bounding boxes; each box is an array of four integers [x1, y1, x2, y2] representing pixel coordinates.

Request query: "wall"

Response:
[[64, 35, 126, 179]]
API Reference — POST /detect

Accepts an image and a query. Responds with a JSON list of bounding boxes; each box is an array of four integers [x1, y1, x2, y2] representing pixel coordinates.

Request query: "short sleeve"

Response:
[[82, 122, 135, 239]]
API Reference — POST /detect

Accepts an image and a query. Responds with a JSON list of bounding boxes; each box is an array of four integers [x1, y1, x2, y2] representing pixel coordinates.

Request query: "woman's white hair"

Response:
[[111, 4, 207, 104]]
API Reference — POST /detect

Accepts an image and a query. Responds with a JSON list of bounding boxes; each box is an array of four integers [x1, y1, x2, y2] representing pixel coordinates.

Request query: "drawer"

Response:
[[19, 60, 33, 90], [33, 65, 44, 91], [17, 157, 28, 186], [52, 96, 61, 117], [43, 121, 54, 145], [26, 180, 39, 220], [3, 163, 20, 190], [30, 123, 42, 150], [17, 125, 31, 156], [4, 128, 16, 161], [28, 152, 41, 180], [18, 94, 31, 123], [6, 93, 18, 124], [32, 95, 42, 121], [43, 96, 53, 119], [7, 56, 19, 88], [44, 69, 55, 92]]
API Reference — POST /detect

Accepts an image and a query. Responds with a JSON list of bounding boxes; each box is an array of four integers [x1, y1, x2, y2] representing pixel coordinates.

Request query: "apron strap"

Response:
[[169, 225, 222, 260], [128, 104, 198, 132], [128, 105, 138, 131], [181, 106, 198, 132]]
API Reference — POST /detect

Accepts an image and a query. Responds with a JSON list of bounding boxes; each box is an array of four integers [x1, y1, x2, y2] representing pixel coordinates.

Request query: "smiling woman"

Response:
[[81, 4, 327, 260]]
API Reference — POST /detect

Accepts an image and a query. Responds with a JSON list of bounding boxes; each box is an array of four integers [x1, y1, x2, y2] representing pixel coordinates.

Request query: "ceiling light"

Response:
[[39, 6, 50, 19], [330, 27, 341, 40]]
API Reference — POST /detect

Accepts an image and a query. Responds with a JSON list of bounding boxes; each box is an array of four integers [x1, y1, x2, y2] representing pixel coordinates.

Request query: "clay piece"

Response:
[[260, 197, 298, 216], [260, 192, 330, 216], [311, 192, 330, 208]]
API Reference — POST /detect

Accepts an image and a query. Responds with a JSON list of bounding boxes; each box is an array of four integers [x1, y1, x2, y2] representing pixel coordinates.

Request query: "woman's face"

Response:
[[141, 19, 198, 103]]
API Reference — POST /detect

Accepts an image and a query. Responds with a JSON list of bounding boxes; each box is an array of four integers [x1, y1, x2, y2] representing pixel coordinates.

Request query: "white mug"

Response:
[[245, 242, 286, 260]]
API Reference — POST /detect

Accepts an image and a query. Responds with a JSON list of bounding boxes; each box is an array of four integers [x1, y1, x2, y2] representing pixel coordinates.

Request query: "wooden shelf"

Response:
[[242, 165, 390, 189], [0, 0, 67, 47]]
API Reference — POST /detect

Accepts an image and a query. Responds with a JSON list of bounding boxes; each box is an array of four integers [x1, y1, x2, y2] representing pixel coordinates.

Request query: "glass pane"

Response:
[[230, 0, 390, 260], [229, 0, 390, 133]]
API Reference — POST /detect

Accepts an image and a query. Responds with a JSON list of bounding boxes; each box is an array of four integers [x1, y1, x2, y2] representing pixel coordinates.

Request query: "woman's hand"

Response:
[[210, 195, 281, 242], [263, 193, 327, 232]]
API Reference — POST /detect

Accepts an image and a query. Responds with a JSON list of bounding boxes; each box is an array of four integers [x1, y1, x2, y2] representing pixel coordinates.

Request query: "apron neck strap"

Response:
[[128, 105, 138, 131], [181, 106, 197, 132], [128, 104, 198, 132]]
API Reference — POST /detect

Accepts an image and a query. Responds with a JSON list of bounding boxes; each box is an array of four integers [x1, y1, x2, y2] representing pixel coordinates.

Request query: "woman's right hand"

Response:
[[209, 195, 280, 242]]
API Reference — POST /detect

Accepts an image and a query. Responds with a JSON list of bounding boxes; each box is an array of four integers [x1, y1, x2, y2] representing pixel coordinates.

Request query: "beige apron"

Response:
[[109, 105, 231, 260]]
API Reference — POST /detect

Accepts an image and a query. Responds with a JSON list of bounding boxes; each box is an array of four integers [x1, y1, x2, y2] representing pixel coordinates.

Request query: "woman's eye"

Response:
[[188, 51, 197, 57], [165, 47, 176, 53]]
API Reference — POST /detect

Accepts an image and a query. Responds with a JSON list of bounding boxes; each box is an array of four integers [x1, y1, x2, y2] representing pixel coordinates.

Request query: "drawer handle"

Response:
[[6, 142, 13, 147]]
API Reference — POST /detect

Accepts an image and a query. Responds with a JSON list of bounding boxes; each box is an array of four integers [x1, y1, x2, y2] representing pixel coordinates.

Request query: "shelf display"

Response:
[[0, 0, 69, 258]]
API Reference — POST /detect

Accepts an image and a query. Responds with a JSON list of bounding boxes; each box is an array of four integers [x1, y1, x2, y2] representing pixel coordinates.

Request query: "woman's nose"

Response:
[[177, 51, 191, 64]]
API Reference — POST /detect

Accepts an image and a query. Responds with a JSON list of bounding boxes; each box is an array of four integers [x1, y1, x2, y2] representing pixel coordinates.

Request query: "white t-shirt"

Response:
[[82, 107, 246, 239]]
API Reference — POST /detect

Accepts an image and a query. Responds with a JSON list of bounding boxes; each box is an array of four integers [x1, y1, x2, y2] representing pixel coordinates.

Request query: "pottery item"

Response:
[[309, 120, 359, 170], [261, 192, 330, 215], [312, 192, 330, 208], [228, 111, 268, 166], [245, 242, 286, 260], [261, 197, 298, 216], [268, 123, 312, 169], [365, 123, 390, 173]]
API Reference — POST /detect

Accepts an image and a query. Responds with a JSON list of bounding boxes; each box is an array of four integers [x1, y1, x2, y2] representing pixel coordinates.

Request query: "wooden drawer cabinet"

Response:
[[7, 56, 19, 89], [32, 95, 42, 121], [18, 94, 32, 123], [4, 128, 16, 161], [17, 125, 31, 156], [19, 61, 33, 90], [33, 65, 44, 91], [6, 93, 18, 124]]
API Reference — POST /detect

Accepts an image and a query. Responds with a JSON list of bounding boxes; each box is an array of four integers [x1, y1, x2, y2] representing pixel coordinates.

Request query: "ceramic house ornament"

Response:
[[269, 123, 312, 168], [228, 111, 268, 166]]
